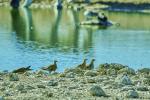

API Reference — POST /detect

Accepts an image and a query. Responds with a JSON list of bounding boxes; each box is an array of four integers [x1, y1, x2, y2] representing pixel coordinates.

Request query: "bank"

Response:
[[0, 63, 150, 99]]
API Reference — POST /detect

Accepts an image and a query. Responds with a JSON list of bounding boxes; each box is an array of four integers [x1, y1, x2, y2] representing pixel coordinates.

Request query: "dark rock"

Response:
[[126, 90, 139, 98], [47, 80, 58, 86], [37, 85, 46, 88], [89, 85, 107, 97]]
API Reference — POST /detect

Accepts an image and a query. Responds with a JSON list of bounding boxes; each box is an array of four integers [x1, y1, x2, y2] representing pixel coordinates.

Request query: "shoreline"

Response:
[[1, 1, 150, 13], [0, 63, 150, 99]]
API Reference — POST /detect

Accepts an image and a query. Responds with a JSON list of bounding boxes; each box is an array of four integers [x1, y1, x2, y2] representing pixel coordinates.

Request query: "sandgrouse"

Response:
[[41, 60, 58, 73], [86, 59, 95, 70], [77, 59, 87, 69], [12, 66, 32, 74]]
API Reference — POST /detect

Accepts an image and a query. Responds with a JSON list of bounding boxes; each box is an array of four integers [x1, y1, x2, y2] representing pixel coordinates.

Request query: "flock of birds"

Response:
[[12, 59, 95, 74]]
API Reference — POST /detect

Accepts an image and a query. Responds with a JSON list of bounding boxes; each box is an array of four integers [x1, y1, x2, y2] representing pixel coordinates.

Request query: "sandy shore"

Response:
[[0, 63, 150, 100]]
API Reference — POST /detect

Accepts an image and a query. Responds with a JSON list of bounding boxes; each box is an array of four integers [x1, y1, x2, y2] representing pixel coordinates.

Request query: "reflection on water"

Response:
[[0, 8, 150, 71]]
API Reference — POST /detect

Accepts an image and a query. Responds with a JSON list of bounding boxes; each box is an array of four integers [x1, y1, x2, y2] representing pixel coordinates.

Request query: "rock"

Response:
[[86, 78, 96, 83], [136, 86, 149, 91], [115, 74, 132, 85], [84, 70, 98, 77], [16, 84, 24, 91], [43, 91, 53, 97], [47, 80, 58, 86], [89, 85, 106, 97], [126, 90, 139, 98], [9, 73, 19, 81], [118, 67, 135, 75], [37, 84, 46, 88]]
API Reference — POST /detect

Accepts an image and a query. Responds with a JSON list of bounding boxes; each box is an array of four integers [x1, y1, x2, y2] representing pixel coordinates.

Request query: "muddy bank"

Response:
[[0, 63, 150, 100]]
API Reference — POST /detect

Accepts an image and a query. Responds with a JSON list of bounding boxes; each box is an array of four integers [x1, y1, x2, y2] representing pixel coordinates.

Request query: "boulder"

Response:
[[89, 85, 106, 97], [126, 90, 139, 98]]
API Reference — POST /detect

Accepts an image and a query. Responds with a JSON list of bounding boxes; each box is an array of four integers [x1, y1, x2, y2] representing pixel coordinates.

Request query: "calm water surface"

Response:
[[0, 7, 150, 71]]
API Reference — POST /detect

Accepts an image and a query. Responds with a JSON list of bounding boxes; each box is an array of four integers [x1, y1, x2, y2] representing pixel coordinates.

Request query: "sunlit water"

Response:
[[0, 7, 150, 72]]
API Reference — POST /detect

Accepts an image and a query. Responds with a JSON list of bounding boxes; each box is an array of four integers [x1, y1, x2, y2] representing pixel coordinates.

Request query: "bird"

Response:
[[77, 59, 87, 69], [41, 60, 58, 73], [12, 66, 32, 74], [86, 59, 95, 70]]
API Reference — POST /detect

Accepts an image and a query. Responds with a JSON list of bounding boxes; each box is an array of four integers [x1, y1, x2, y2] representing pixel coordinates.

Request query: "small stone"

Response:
[[9, 73, 19, 81], [86, 78, 96, 83], [43, 91, 53, 97], [37, 85, 46, 88], [47, 80, 58, 86], [89, 85, 106, 97], [126, 90, 139, 98]]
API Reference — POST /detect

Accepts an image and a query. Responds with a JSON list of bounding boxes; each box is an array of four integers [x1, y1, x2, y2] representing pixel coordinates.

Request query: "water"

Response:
[[0, 7, 150, 72]]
